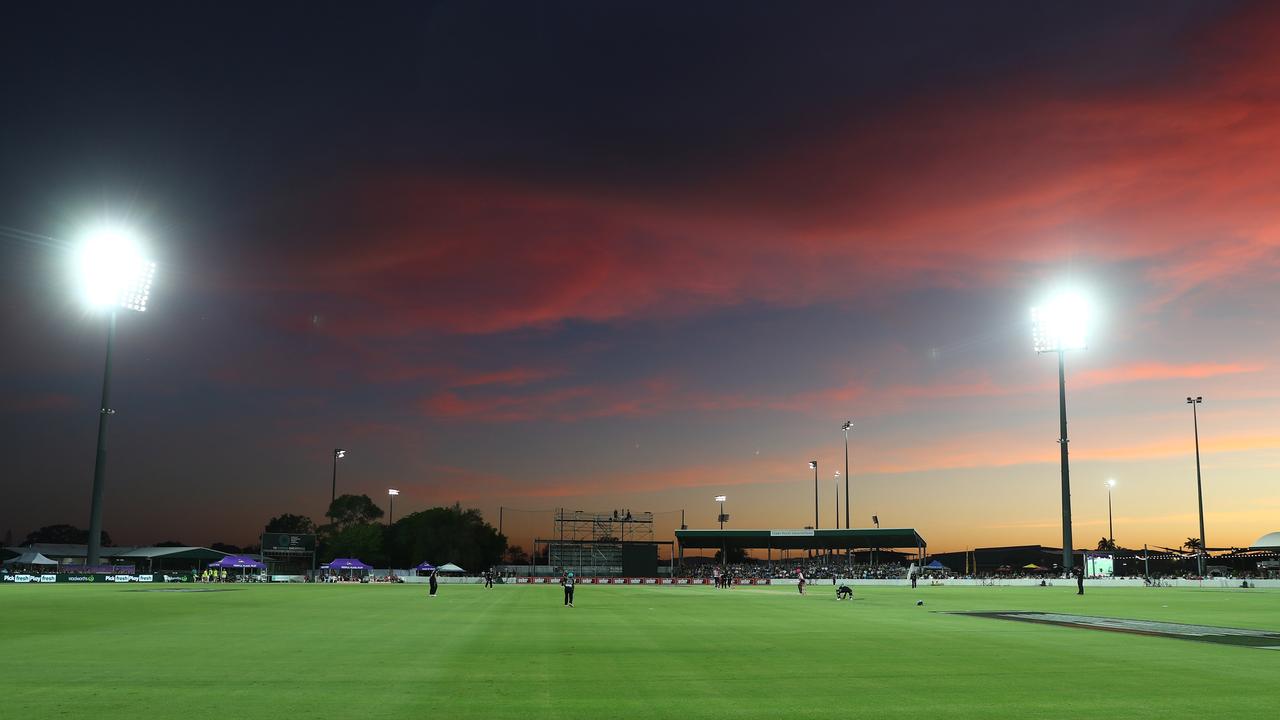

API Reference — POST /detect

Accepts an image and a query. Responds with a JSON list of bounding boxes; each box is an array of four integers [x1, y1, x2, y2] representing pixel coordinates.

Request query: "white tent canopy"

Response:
[[2, 550, 58, 566], [437, 562, 466, 573]]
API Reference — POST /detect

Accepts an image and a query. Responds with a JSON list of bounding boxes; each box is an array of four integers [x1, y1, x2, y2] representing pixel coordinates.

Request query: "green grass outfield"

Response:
[[1, 583, 1276, 719]]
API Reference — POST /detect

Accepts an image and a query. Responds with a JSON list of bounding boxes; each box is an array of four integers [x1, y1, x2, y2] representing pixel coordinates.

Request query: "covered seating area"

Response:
[[675, 528, 926, 571]]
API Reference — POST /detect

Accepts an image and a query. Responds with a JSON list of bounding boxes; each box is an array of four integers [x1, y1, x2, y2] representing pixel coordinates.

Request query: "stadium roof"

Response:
[[3, 545, 229, 561], [1251, 532, 1280, 549], [676, 528, 925, 550], [110, 547, 229, 561]]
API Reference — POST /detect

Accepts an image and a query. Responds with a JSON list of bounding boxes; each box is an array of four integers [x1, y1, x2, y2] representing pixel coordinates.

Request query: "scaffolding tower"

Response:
[[536, 509, 658, 573]]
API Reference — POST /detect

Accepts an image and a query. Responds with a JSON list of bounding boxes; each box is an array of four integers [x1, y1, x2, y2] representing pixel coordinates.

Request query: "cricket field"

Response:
[[1, 582, 1276, 719]]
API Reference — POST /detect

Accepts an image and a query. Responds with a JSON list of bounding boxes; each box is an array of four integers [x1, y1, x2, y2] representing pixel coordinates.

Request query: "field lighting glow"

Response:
[[76, 225, 156, 312], [1031, 291, 1091, 353]]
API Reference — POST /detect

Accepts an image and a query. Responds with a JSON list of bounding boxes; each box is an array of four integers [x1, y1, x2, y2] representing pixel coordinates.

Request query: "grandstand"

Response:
[[675, 527, 926, 572]]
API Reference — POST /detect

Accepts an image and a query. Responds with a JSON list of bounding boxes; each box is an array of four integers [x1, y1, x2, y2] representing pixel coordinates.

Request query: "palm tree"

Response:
[[1096, 537, 1117, 551], [1184, 537, 1203, 553]]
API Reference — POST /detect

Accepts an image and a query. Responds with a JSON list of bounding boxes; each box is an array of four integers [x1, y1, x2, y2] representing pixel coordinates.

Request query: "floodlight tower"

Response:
[[715, 495, 727, 572], [833, 471, 840, 534], [331, 448, 346, 504], [387, 488, 399, 525], [809, 460, 818, 529], [1031, 292, 1091, 572], [841, 420, 852, 528], [79, 225, 157, 567], [1187, 396, 1206, 576], [1105, 479, 1116, 544]]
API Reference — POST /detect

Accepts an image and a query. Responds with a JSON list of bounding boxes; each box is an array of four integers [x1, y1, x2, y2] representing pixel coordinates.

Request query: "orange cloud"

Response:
[[1075, 361, 1264, 389]]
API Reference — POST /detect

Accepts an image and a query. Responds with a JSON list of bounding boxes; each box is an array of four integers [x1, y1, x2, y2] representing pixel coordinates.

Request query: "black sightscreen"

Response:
[[622, 543, 658, 576]]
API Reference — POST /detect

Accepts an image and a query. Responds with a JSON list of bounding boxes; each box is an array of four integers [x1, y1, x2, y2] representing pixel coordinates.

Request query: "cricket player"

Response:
[[561, 571, 575, 607]]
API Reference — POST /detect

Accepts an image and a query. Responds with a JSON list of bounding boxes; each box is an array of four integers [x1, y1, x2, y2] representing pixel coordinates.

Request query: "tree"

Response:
[[1096, 537, 1117, 551], [210, 542, 242, 554], [265, 513, 317, 535], [323, 523, 384, 566], [154, 540, 186, 547], [384, 503, 506, 571], [504, 545, 530, 565], [24, 524, 112, 547], [714, 547, 749, 563], [325, 495, 384, 531], [1184, 537, 1203, 553]]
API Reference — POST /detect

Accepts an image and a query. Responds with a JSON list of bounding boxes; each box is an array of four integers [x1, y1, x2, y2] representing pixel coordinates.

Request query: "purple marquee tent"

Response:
[[324, 558, 372, 571], [213, 555, 266, 569]]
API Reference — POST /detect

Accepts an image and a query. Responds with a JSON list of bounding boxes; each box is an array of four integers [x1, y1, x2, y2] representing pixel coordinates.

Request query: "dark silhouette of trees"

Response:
[[325, 495, 383, 531], [714, 547, 748, 563], [385, 503, 505, 571], [323, 523, 385, 566], [1096, 537, 1118, 551], [265, 514, 317, 535], [24, 525, 112, 547]]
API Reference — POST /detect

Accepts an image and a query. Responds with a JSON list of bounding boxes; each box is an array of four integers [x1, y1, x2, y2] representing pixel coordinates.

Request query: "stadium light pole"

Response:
[[833, 471, 840, 534], [1187, 396, 1207, 576], [809, 460, 818, 529], [387, 488, 399, 526], [715, 495, 727, 573], [1032, 291, 1091, 572], [331, 448, 346, 505], [78, 225, 157, 567], [1105, 479, 1116, 545], [841, 420, 852, 528]]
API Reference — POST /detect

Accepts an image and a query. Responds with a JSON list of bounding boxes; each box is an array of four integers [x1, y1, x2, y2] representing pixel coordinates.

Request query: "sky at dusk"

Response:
[[3, 1, 1279, 555]]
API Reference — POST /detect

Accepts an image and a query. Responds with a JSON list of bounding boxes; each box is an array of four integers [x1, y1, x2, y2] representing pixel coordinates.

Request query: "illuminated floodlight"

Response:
[[335, 448, 347, 459], [808, 460, 817, 469], [1106, 479, 1116, 488], [77, 225, 157, 312], [714, 495, 726, 502], [388, 488, 400, 496], [1031, 292, 1090, 353]]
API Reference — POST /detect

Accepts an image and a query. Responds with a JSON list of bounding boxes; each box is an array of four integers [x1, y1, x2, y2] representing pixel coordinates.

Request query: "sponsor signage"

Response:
[[15, 574, 33, 583], [114, 575, 133, 583], [770, 529, 815, 537], [40, 574, 58, 583]]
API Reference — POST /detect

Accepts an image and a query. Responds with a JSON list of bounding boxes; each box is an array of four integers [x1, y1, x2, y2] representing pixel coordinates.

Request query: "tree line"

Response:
[[266, 495, 509, 570], [18, 495, 513, 571]]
